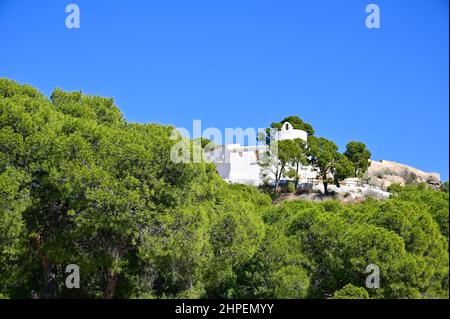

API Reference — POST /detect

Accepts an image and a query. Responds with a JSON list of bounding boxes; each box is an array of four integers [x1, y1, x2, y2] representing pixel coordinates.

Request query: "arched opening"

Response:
[[283, 122, 293, 130]]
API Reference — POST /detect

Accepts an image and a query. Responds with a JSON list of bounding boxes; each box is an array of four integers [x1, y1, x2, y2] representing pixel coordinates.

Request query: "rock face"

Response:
[[368, 160, 441, 190]]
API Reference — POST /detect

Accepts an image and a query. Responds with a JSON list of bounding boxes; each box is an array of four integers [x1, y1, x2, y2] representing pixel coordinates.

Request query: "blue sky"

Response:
[[0, 0, 448, 179]]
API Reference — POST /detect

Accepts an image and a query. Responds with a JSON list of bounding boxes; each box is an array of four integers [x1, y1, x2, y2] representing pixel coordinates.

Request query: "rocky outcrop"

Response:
[[367, 160, 441, 190]]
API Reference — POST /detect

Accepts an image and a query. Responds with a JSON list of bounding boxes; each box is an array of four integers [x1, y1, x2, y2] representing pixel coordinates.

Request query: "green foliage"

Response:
[[259, 140, 300, 191], [0, 79, 448, 300], [232, 226, 311, 298], [344, 141, 371, 177], [285, 139, 308, 189], [265, 186, 449, 299], [441, 181, 449, 193], [0, 78, 270, 298], [334, 154, 354, 187], [287, 182, 296, 193], [388, 183, 449, 241], [307, 137, 356, 193], [0, 167, 30, 296], [193, 137, 214, 149], [307, 136, 340, 194], [332, 284, 369, 299]]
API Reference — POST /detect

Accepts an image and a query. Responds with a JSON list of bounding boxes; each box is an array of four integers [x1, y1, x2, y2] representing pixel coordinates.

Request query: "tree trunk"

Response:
[[36, 235, 57, 299], [104, 241, 129, 299], [323, 181, 329, 195], [275, 165, 283, 193], [104, 269, 117, 299], [42, 265, 57, 299], [294, 163, 300, 191]]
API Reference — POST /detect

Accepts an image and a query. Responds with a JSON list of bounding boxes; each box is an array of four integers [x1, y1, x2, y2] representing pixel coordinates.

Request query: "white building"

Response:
[[204, 122, 393, 199], [204, 122, 316, 186]]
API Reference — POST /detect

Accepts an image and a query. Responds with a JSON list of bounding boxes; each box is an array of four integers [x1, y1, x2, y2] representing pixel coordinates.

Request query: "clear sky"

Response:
[[0, 0, 448, 180]]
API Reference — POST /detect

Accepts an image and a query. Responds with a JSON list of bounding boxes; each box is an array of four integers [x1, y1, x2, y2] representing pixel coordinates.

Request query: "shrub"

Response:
[[287, 182, 296, 193]]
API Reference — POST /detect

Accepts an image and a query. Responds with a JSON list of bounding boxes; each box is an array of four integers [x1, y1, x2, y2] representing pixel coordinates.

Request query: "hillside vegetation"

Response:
[[0, 79, 448, 299]]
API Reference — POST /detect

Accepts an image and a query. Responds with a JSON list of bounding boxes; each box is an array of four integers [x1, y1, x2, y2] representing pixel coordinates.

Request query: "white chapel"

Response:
[[204, 122, 317, 186]]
